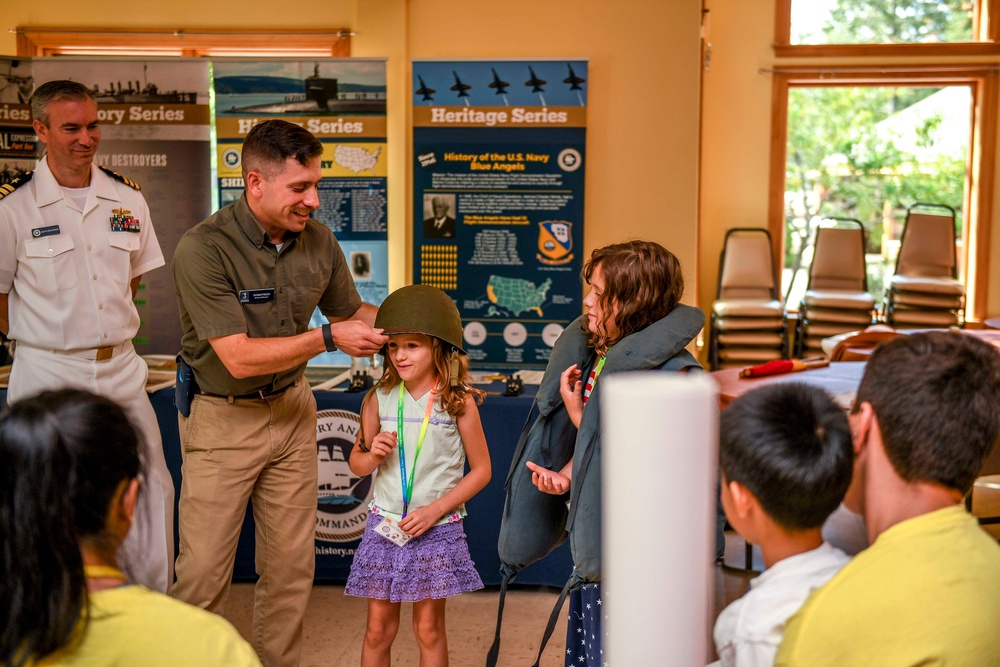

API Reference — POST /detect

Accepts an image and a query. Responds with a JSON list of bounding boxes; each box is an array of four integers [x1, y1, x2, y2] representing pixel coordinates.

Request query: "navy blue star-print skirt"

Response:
[[566, 583, 606, 666]]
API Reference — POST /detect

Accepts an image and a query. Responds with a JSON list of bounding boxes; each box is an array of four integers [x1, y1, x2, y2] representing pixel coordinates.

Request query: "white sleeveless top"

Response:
[[370, 385, 467, 525]]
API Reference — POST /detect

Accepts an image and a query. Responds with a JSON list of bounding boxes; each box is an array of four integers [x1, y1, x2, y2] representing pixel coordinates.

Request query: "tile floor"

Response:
[[222, 533, 763, 666]]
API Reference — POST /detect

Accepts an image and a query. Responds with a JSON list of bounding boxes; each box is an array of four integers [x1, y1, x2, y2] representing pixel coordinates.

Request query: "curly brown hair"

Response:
[[582, 240, 685, 355], [376, 335, 484, 417]]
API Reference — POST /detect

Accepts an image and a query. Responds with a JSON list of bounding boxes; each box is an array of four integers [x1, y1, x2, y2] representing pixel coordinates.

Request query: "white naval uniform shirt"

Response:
[[0, 156, 164, 350]]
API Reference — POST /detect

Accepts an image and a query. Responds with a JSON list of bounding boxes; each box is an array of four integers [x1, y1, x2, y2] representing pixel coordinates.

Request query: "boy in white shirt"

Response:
[[712, 383, 853, 667]]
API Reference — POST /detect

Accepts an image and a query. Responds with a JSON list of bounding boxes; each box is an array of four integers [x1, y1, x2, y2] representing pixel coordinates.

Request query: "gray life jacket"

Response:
[[487, 305, 705, 666]]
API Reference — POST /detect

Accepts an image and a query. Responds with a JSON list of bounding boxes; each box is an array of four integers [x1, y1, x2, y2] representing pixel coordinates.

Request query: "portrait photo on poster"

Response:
[[351, 251, 372, 280], [423, 192, 457, 239]]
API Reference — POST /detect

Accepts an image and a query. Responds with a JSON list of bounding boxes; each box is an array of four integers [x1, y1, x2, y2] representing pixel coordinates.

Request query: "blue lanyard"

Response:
[[397, 382, 436, 517]]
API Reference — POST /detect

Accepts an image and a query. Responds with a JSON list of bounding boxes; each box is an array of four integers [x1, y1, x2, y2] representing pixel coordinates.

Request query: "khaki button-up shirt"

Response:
[[173, 194, 360, 396]]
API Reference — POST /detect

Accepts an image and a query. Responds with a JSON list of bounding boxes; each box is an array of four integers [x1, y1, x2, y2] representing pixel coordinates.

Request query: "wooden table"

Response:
[[711, 362, 866, 408], [965, 328, 1000, 349], [711, 329, 1000, 407], [712, 330, 1000, 409], [712, 331, 1000, 476]]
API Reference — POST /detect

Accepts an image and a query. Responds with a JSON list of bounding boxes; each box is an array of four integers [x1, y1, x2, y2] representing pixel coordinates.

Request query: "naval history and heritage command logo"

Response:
[[316, 409, 373, 543]]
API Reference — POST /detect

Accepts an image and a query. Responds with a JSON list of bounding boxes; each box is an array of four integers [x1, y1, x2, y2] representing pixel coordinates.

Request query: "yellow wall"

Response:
[[1, 0, 705, 305], [5, 1, 997, 323], [0, 0, 354, 46], [698, 0, 775, 320], [402, 0, 703, 300]]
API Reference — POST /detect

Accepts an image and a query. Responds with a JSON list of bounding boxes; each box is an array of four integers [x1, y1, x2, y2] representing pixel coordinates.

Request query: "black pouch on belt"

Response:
[[175, 354, 196, 418]]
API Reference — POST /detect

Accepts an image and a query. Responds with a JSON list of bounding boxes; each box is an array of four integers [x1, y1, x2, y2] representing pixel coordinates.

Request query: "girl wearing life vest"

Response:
[[520, 240, 704, 667], [346, 285, 491, 667]]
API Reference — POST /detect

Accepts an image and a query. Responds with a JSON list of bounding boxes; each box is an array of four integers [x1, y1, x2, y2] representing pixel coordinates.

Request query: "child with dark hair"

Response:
[[777, 332, 1000, 666], [0, 389, 259, 667], [712, 382, 853, 667]]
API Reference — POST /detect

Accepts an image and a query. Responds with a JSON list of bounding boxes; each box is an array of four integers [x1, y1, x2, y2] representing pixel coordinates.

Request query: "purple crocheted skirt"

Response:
[[344, 512, 484, 602]]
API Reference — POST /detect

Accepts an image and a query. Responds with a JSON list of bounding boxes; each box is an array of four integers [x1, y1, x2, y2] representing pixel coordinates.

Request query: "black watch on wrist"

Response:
[[321, 323, 337, 353]]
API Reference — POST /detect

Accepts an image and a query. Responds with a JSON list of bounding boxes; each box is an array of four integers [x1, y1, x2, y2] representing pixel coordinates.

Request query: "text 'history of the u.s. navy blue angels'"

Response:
[[412, 59, 588, 369]]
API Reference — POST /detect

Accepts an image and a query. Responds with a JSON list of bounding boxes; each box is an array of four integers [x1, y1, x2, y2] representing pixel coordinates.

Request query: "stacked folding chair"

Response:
[[795, 218, 876, 357], [884, 203, 965, 328], [709, 228, 787, 370]]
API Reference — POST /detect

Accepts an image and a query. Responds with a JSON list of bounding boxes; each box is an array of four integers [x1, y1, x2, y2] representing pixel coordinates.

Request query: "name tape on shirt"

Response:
[[239, 288, 275, 304], [31, 225, 60, 238]]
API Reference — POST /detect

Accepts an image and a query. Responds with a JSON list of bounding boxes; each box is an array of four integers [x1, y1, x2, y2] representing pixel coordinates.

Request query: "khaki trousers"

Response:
[[8, 343, 174, 593], [171, 378, 317, 667]]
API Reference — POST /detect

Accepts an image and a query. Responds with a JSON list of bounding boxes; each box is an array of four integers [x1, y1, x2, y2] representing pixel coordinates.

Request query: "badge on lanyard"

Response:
[[374, 516, 413, 547], [110, 207, 140, 233]]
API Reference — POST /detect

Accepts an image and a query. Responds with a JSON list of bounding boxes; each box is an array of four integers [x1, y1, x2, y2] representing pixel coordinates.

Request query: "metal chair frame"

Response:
[[710, 228, 787, 370], [795, 218, 874, 357], [884, 202, 965, 327]]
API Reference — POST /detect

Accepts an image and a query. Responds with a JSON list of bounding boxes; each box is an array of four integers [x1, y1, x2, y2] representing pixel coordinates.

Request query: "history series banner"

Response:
[[17, 58, 213, 356], [0, 59, 36, 185], [411, 59, 588, 369], [214, 59, 389, 367]]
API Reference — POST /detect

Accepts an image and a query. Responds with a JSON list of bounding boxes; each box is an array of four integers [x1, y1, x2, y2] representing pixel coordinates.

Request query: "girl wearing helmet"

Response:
[[346, 285, 491, 667]]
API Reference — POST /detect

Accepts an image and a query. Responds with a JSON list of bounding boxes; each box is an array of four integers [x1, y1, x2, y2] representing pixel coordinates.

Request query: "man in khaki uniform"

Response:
[[0, 80, 174, 592], [171, 119, 386, 667]]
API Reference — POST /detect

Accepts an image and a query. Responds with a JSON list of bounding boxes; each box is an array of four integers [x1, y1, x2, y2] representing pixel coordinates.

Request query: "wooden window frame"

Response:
[[767, 65, 997, 320], [774, 0, 999, 57], [14, 27, 351, 57]]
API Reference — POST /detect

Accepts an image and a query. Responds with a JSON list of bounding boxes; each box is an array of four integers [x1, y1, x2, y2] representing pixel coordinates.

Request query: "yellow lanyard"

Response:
[[84, 564, 127, 580]]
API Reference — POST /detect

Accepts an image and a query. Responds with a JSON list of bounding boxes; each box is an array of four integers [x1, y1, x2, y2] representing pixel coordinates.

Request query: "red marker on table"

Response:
[[739, 357, 830, 379]]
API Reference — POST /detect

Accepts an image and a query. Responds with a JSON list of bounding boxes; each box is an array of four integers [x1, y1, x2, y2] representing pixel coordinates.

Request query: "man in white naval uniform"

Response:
[[0, 80, 174, 592]]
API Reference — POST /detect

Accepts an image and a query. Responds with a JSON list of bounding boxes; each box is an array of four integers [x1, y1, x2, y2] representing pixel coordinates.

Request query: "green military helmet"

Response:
[[375, 284, 465, 353]]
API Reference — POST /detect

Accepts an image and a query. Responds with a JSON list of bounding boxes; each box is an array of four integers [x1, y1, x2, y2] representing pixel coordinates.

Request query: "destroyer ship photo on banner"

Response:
[[412, 59, 587, 369], [215, 59, 389, 367]]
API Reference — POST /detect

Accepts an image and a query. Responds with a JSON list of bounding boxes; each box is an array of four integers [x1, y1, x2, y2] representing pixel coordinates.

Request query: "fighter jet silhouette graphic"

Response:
[[525, 65, 547, 106], [563, 63, 586, 106], [488, 67, 510, 105], [415, 75, 436, 103], [450, 71, 472, 106]]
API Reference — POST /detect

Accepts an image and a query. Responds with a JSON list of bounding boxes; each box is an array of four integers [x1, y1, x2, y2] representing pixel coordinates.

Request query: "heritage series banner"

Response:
[[214, 59, 389, 367], [28, 58, 213, 356], [412, 59, 588, 369]]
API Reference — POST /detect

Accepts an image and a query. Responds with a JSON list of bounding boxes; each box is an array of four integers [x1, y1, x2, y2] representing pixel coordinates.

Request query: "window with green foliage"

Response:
[[783, 85, 969, 307], [790, 0, 980, 45]]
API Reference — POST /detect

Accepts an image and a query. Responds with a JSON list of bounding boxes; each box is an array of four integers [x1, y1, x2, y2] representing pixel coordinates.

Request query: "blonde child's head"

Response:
[[374, 285, 483, 415]]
